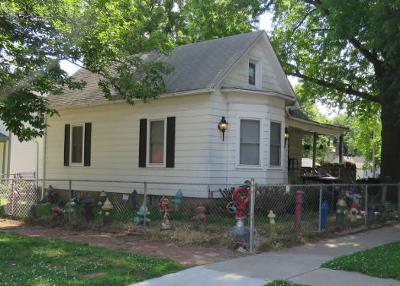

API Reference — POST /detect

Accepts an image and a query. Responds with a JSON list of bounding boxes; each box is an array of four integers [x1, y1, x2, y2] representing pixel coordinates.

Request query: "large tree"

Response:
[[268, 0, 400, 181], [0, 0, 266, 141]]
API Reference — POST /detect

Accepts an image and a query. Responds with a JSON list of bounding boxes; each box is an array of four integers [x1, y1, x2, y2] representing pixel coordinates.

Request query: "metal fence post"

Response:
[[318, 186, 323, 232], [143, 182, 147, 231], [364, 184, 368, 225], [10, 179, 15, 217], [249, 178, 255, 253], [69, 180, 72, 199]]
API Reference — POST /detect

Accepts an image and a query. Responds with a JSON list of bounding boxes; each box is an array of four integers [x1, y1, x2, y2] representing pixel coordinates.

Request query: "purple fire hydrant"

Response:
[[293, 190, 304, 231]]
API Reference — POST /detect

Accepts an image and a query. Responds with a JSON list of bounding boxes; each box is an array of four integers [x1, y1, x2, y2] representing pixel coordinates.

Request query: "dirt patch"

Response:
[[0, 219, 241, 266]]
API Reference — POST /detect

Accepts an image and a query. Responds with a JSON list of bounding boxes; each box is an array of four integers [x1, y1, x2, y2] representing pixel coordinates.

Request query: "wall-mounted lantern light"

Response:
[[284, 127, 289, 146], [218, 116, 228, 141]]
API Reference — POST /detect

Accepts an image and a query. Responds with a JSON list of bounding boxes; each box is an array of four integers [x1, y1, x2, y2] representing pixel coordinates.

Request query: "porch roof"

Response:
[[287, 108, 348, 137]]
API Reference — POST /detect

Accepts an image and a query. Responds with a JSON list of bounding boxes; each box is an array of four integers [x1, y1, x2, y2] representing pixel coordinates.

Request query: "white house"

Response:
[[44, 31, 346, 197], [0, 122, 41, 178]]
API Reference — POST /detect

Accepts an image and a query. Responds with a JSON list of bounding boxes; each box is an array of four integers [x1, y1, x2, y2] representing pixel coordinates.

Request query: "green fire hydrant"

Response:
[[336, 198, 348, 225]]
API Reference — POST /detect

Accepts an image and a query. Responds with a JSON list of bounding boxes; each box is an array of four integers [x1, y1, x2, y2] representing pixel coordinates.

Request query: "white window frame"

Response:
[[248, 57, 262, 89], [268, 120, 284, 169], [236, 117, 263, 169], [146, 118, 167, 167], [69, 123, 85, 166]]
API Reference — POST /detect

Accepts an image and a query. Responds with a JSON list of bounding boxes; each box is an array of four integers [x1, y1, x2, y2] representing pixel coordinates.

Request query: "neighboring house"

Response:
[[0, 122, 41, 177], [325, 155, 380, 179], [44, 31, 346, 196]]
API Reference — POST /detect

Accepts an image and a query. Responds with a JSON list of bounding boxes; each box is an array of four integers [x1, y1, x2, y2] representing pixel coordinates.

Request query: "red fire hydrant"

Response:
[[160, 195, 172, 230], [233, 186, 250, 220], [293, 190, 304, 231]]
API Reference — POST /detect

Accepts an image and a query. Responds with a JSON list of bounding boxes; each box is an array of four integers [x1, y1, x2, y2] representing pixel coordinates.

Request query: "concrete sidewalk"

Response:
[[132, 225, 400, 286]]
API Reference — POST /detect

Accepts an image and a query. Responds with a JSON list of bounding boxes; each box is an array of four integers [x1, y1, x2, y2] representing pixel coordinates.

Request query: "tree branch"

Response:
[[300, 0, 384, 74], [288, 70, 381, 103], [348, 38, 383, 75]]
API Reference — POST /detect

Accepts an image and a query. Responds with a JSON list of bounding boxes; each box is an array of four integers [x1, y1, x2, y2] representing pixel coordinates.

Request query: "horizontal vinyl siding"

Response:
[[45, 94, 211, 197], [208, 91, 288, 187], [222, 39, 293, 96]]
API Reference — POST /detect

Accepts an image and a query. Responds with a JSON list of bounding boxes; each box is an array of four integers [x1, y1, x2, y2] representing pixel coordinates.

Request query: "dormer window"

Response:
[[249, 62, 256, 85]]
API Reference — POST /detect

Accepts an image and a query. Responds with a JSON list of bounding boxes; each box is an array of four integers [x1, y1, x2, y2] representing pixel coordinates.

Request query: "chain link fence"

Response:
[[0, 178, 399, 252]]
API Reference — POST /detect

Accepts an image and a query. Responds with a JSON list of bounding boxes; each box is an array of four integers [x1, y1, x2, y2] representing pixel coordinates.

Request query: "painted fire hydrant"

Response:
[[268, 210, 276, 239], [99, 190, 107, 203], [336, 197, 348, 225], [320, 200, 329, 230], [82, 195, 95, 222], [229, 183, 250, 238], [192, 204, 207, 231], [101, 198, 113, 225], [293, 190, 304, 231], [130, 190, 138, 209], [348, 199, 361, 223], [160, 195, 172, 230], [173, 189, 183, 211], [133, 203, 150, 225]]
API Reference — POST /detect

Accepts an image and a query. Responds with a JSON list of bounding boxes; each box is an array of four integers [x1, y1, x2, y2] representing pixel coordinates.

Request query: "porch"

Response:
[[286, 108, 348, 184]]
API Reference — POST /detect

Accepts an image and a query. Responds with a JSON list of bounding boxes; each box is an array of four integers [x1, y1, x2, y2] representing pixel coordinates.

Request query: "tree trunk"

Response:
[[380, 100, 400, 182]]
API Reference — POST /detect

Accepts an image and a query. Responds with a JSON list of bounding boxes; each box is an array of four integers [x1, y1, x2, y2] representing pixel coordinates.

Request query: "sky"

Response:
[[60, 12, 338, 118]]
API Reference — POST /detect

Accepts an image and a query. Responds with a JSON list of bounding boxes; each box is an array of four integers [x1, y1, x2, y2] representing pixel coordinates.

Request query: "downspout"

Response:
[[7, 132, 12, 177], [41, 118, 47, 200], [35, 140, 39, 190], [1, 142, 6, 177]]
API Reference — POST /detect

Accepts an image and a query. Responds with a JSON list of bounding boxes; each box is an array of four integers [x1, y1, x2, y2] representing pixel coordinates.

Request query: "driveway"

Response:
[[132, 224, 400, 286]]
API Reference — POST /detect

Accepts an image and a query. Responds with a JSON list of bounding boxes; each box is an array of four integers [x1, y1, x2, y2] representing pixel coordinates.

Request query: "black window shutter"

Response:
[[166, 117, 176, 168], [64, 124, 70, 166], [138, 119, 147, 168], [84, 123, 92, 166]]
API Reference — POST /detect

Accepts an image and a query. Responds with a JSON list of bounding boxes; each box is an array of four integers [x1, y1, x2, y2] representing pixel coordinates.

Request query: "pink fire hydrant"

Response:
[[293, 190, 304, 231]]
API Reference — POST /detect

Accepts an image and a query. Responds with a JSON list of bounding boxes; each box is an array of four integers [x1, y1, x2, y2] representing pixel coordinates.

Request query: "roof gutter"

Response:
[[287, 115, 348, 136], [221, 87, 296, 104], [52, 88, 214, 111]]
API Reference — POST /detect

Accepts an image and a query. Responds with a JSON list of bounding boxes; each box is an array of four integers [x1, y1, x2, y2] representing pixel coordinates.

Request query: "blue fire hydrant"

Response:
[[320, 200, 329, 230]]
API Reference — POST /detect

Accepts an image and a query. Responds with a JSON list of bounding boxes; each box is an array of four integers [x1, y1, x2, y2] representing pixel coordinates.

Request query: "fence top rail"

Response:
[[0, 178, 399, 189]]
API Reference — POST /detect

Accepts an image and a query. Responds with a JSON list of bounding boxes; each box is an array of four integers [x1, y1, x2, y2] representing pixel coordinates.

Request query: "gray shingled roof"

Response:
[[0, 132, 8, 141], [49, 31, 264, 107]]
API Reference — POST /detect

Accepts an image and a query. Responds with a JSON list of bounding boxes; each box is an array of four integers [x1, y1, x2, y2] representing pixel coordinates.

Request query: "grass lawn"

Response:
[[266, 280, 310, 286], [322, 240, 400, 280], [0, 232, 183, 286]]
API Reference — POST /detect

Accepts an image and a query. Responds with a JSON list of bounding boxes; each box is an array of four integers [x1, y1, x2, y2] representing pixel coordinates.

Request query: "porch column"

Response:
[[312, 132, 317, 169], [339, 135, 343, 164]]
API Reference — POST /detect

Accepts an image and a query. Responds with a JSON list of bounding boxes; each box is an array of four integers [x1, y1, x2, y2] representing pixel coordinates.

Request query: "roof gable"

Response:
[[49, 31, 285, 107], [220, 32, 296, 99]]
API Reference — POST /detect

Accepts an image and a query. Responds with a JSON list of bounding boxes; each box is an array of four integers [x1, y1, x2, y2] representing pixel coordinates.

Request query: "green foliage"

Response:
[[322, 240, 400, 280], [296, 83, 381, 168], [32, 202, 52, 218], [332, 113, 381, 168], [0, 0, 265, 141], [268, 0, 400, 179], [0, 232, 182, 286], [177, 0, 266, 43]]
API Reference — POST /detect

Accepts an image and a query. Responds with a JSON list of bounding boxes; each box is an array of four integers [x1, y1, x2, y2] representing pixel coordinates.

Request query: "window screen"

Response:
[[240, 119, 260, 165], [249, 62, 256, 85], [270, 122, 282, 166], [149, 120, 165, 163], [71, 125, 83, 163]]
